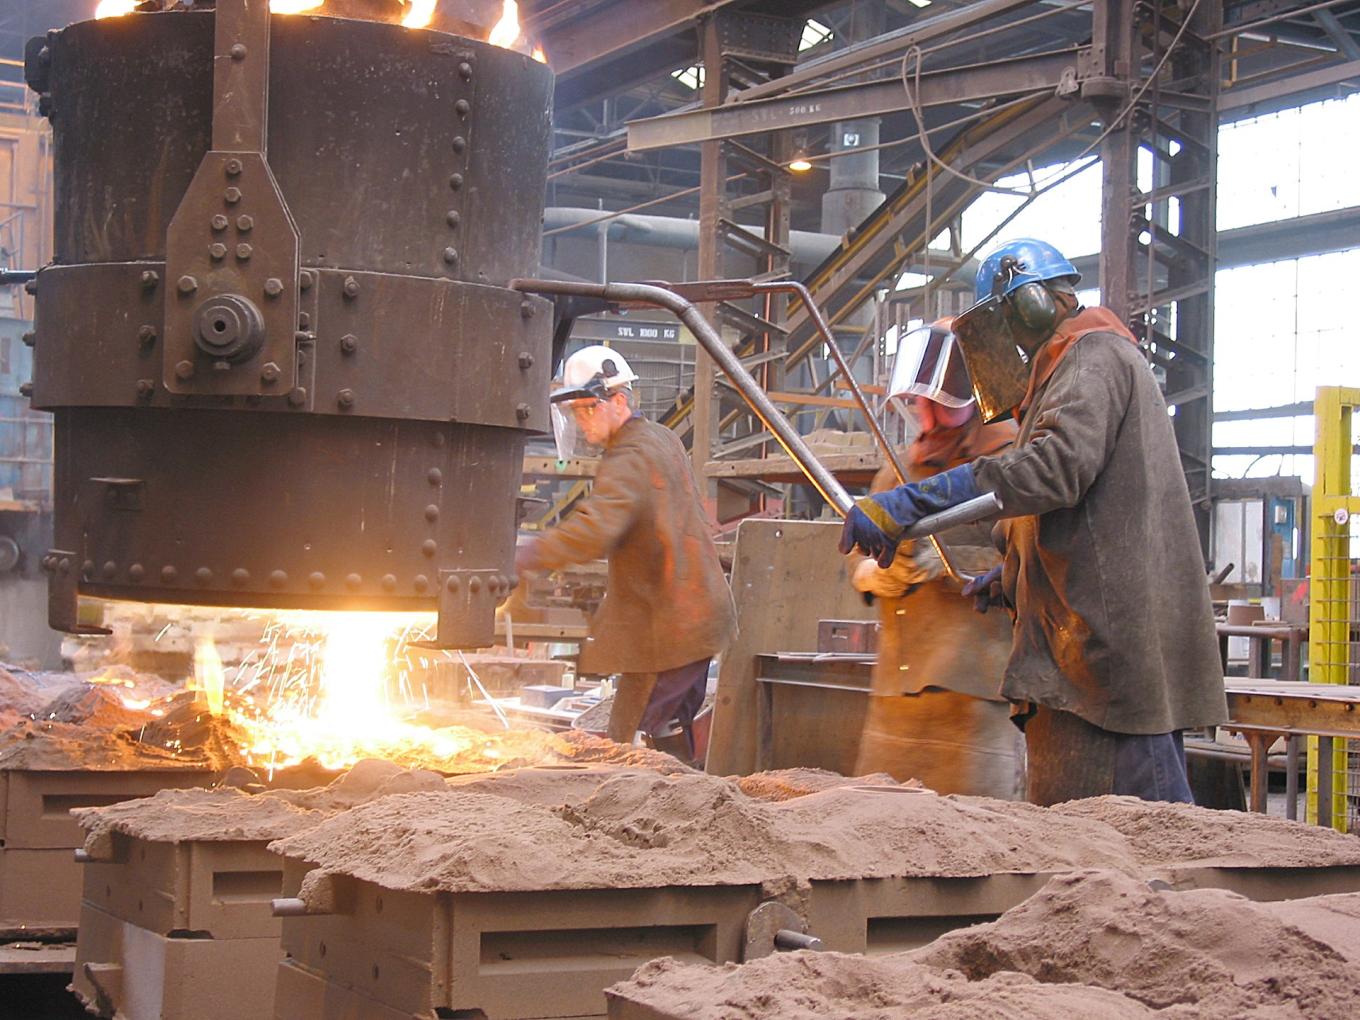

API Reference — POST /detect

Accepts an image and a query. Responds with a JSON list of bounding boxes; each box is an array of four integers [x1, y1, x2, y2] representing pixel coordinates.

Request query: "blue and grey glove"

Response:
[[837, 464, 981, 567]]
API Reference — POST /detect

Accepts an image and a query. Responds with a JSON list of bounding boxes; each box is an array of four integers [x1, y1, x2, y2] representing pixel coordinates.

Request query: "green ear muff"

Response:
[[1008, 282, 1059, 333]]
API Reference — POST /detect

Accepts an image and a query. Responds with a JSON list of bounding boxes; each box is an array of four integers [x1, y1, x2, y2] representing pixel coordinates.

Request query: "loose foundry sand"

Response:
[[611, 871, 1360, 1019], [21, 660, 1360, 1018], [269, 768, 1360, 903]]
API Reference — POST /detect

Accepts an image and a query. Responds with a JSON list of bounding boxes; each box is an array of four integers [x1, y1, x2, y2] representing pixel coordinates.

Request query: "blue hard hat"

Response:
[[973, 238, 1080, 304]]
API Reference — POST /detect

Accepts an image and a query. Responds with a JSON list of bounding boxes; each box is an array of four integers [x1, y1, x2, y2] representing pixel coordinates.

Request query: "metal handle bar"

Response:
[[509, 278, 1003, 550]]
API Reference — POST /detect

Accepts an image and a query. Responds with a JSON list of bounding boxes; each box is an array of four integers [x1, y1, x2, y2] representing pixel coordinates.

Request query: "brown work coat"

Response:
[[867, 416, 1016, 701], [521, 416, 736, 675], [971, 322, 1228, 735]]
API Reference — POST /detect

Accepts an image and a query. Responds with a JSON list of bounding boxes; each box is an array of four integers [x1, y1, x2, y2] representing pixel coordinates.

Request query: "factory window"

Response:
[[1218, 94, 1360, 230], [941, 93, 1357, 487]]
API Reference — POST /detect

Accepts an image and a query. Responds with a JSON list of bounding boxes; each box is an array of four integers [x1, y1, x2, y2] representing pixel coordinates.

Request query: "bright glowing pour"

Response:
[[94, 0, 138, 17], [487, 0, 521, 48], [401, 0, 437, 28], [191, 611, 495, 775]]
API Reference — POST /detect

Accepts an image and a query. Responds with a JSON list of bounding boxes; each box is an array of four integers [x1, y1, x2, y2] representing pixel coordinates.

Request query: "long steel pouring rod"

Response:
[[509, 278, 1002, 544], [747, 280, 975, 585]]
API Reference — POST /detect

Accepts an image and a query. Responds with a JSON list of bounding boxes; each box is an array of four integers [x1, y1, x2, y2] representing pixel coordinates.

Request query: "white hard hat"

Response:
[[552, 345, 639, 403]]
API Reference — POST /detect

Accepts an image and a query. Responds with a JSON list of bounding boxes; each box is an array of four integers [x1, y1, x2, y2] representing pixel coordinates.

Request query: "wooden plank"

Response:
[[766, 391, 861, 410], [704, 451, 881, 482]]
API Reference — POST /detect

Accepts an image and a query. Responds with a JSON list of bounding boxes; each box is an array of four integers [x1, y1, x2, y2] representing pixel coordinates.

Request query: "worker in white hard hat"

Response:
[[516, 345, 736, 763], [848, 320, 1023, 797]]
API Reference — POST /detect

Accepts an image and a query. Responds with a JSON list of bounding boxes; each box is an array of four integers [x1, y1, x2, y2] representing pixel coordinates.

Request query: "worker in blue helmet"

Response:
[[840, 237, 1227, 805]]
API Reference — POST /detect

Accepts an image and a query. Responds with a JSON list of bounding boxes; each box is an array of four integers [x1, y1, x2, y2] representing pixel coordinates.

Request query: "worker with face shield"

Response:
[[516, 346, 736, 763], [849, 321, 1023, 797], [839, 239, 1227, 805]]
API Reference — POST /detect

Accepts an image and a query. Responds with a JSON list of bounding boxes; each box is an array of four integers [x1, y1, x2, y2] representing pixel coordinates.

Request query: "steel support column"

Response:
[[692, 15, 728, 505], [1096, 0, 1220, 555]]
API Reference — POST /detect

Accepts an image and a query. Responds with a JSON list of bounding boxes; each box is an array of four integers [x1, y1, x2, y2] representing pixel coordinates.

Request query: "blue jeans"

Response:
[[609, 658, 710, 743], [1113, 730, 1193, 803]]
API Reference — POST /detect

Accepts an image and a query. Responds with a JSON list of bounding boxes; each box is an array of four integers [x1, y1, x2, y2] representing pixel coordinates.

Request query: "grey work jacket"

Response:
[[972, 332, 1228, 735]]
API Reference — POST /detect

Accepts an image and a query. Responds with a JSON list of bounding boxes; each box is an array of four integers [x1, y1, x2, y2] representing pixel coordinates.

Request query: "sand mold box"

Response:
[[609, 871, 1360, 1019]]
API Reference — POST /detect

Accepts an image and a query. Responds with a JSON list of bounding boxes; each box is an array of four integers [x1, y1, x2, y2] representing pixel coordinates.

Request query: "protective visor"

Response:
[[550, 398, 605, 462], [951, 295, 1032, 424], [889, 324, 975, 408]]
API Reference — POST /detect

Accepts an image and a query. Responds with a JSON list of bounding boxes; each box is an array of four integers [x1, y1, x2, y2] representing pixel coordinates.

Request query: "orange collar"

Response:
[[1018, 306, 1137, 416]]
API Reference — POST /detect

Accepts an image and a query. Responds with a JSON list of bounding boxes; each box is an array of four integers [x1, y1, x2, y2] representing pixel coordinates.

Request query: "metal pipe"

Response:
[[774, 929, 824, 951], [510, 276, 1004, 544], [751, 280, 974, 585], [272, 897, 321, 917]]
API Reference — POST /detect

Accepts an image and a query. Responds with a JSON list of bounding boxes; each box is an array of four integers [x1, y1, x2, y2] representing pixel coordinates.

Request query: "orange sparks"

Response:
[[401, 0, 437, 28], [270, 0, 326, 12], [94, 0, 138, 18], [487, 0, 521, 49], [532, 46, 547, 64]]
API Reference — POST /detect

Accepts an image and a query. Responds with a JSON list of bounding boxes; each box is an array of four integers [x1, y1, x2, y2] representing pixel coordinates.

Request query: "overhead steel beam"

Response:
[[1067, 202, 1360, 279], [628, 48, 1081, 150], [730, 0, 1038, 104], [535, 0, 744, 76], [1220, 55, 1360, 109], [1214, 401, 1315, 423], [1314, 8, 1360, 60]]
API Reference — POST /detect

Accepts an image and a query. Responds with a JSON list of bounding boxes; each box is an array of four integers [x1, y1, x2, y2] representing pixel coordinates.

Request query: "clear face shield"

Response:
[[889, 324, 976, 409], [551, 398, 604, 461], [950, 296, 1032, 423]]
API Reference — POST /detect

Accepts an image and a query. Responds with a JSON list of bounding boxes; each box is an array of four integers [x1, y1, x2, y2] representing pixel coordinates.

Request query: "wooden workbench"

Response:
[[1223, 679, 1360, 824]]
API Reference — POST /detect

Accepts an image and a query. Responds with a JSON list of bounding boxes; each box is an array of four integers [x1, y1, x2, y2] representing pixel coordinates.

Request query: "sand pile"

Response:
[[609, 953, 1160, 1019], [270, 770, 1360, 904], [607, 871, 1360, 1019], [0, 666, 81, 722], [0, 717, 215, 772], [71, 759, 451, 850], [74, 787, 329, 847], [734, 767, 903, 802], [1054, 796, 1360, 868], [912, 870, 1360, 1018], [268, 773, 1126, 899]]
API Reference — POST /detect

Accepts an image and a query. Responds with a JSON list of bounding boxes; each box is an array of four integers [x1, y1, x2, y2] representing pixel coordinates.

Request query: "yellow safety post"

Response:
[[1307, 386, 1360, 829]]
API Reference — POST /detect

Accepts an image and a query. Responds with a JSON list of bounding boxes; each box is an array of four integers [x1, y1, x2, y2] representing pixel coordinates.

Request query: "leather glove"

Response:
[[837, 464, 982, 567], [851, 542, 942, 599], [961, 564, 1004, 614]]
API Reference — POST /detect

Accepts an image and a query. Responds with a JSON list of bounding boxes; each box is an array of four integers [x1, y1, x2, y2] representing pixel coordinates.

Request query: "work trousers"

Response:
[[1024, 705, 1193, 806], [607, 658, 710, 746]]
